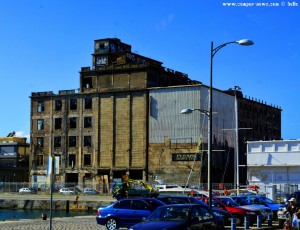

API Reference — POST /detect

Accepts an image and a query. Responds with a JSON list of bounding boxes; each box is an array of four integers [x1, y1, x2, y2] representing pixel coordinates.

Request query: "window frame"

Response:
[[37, 119, 44, 130], [70, 99, 77, 110], [55, 100, 62, 111], [69, 136, 77, 147], [84, 117, 92, 128], [54, 136, 61, 147], [37, 101, 45, 113]]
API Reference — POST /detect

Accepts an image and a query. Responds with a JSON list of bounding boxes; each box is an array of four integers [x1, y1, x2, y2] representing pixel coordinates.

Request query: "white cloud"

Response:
[[14, 131, 30, 142]]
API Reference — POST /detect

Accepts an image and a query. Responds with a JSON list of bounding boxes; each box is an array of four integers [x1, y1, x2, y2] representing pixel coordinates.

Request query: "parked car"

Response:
[[128, 203, 224, 230], [278, 190, 300, 228], [59, 188, 74, 195], [156, 195, 232, 225], [205, 196, 260, 225], [83, 188, 99, 195], [19, 188, 31, 194], [231, 196, 273, 220], [96, 198, 165, 230], [238, 195, 281, 218]]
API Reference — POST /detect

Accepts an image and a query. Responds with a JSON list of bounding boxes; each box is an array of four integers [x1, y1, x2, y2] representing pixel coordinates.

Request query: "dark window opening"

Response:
[[69, 154, 76, 167], [37, 101, 45, 112], [85, 98, 92, 109], [69, 117, 77, 129], [70, 99, 77, 110], [55, 100, 62, 111], [37, 137, 44, 147], [37, 119, 44, 130], [84, 154, 91, 166], [54, 136, 61, 147], [55, 118, 62, 129], [84, 136, 92, 146], [84, 117, 92, 128], [37, 155, 44, 166], [83, 77, 93, 89], [69, 136, 76, 147]]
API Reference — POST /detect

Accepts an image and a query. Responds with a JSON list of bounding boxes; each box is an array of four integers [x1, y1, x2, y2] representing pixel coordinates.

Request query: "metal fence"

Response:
[[0, 181, 298, 204], [0, 182, 111, 195]]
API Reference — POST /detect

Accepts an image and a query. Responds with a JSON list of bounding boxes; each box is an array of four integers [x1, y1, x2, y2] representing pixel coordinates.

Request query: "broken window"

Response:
[[37, 154, 44, 166], [83, 77, 93, 89], [84, 136, 92, 146], [84, 117, 92, 128], [55, 100, 62, 111], [69, 154, 76, 167], [37, 101, 45, 112], [55, 118, 62, 129], [70, 99, 77, 110], [69, 136, 76, 147], [54, 136, 61, 147], [69, 117, 77, 129], [84, 154, 91, 166], [37, 119, 44, 130], [37, 137, 44, 147], [85, 98, 92, 109]]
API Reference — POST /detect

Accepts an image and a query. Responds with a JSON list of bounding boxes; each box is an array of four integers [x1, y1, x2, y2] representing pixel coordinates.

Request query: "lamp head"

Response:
[[180, 108, 194, 114], [236, 39, 254, 46]]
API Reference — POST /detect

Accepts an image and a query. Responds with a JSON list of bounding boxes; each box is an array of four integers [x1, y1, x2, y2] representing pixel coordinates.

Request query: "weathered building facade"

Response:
[[29, 38, 199, 185], [29, 38, 281, 187]]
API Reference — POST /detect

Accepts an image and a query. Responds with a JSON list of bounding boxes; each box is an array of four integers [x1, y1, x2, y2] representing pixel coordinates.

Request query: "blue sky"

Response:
[[0, 0, 299, 140]]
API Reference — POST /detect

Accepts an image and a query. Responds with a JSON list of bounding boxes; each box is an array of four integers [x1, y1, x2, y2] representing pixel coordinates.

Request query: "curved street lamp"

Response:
[[180, 39, 253, 210], [208, 39, 254, 209]]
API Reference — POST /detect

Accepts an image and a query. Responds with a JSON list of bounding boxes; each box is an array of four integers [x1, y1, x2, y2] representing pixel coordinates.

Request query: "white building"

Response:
[[247, 140, 300, 198]]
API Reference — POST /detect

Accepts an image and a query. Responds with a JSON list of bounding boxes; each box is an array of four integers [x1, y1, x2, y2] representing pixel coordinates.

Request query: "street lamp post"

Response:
[[209, 39, 253, 209], [182, 39, 253, 210]]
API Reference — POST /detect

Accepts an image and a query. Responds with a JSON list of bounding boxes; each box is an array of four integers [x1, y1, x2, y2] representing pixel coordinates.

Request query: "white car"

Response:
[[59, 188, 74, 195], [19, 188, 31, 194]]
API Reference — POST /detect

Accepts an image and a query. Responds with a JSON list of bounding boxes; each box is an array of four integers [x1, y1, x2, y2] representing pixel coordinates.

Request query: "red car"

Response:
[[203, 196, 260, 225]]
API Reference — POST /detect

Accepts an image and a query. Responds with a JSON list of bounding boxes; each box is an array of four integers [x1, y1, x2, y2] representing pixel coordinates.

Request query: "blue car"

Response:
[[157, 195, 232, 225], [128, 203, 224, 230], [237, 195, 281, 218], [96, 198, 165, 230], [231, 196, 273, 220]]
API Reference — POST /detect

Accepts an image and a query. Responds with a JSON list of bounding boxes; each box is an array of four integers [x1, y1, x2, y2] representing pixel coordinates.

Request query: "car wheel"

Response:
[[278, 219, 285, 228], [106, 218, 118, 230]]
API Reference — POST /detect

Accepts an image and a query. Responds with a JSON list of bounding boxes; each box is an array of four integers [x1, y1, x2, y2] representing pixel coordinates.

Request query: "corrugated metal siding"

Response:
[[149, 85, 236, 149]]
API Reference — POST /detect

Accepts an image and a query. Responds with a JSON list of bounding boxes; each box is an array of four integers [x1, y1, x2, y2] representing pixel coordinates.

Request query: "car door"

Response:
[[112, 199, 133, 226], [130, 200, 152, 225]]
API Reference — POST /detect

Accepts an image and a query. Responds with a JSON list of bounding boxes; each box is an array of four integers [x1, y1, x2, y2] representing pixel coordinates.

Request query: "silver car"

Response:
[[59, 188, 74, 195], [19, 188, 31, 194]]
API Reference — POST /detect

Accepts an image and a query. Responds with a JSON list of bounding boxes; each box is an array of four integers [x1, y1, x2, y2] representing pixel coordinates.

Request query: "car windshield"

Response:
[[235, 197, 248, 205], [219, 198, 238, 207], [260, 197, 277, 204], [147, 206, 190, 221]]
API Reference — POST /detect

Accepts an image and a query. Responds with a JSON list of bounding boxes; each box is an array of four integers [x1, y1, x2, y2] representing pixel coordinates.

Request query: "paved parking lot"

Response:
[[0, 216, 281, 230], [0, 216, 106, 230]]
